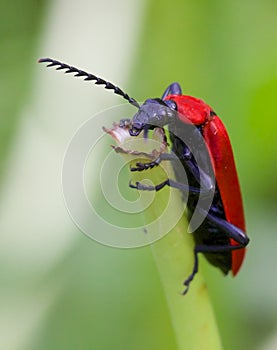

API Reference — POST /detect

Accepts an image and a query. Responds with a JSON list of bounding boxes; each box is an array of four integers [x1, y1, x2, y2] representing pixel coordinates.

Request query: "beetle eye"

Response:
[[164, 100, 177, 111]]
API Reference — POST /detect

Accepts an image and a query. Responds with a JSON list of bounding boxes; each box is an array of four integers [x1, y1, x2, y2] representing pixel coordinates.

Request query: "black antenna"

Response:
[[38, 58, 140, 108]]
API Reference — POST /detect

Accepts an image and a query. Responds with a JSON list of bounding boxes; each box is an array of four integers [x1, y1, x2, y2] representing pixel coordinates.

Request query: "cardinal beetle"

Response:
[[39, 58, 249, 294]]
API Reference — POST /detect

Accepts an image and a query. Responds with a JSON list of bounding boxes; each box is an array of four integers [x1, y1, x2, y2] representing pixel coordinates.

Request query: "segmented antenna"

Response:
[[38, 58, 140, 108]]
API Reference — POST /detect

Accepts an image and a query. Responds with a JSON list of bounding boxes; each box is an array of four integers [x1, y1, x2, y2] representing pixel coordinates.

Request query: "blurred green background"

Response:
[[0, 1, 277, 349]]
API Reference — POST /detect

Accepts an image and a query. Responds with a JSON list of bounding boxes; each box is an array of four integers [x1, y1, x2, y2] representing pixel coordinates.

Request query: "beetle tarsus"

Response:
[[183, 250, 199, 295], [130, 158, 161, 172]]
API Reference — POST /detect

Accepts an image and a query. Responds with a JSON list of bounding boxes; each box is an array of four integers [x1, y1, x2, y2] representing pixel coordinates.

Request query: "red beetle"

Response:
[[39, 58, 249, 294]]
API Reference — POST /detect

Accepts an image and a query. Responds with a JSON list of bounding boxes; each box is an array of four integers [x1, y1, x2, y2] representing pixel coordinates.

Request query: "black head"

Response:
[[129, 98, 177, 136]]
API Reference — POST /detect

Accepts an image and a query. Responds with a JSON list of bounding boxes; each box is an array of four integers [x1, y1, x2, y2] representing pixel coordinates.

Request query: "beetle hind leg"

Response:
[[183, 240, 248, 294], [183, 250, 199, 295]]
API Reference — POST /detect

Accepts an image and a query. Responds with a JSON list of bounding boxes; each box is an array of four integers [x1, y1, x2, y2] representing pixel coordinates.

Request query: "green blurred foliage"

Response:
[[0, 0, 47, 182], [1, 1, 277, 350], [27, 239, 177, 350]]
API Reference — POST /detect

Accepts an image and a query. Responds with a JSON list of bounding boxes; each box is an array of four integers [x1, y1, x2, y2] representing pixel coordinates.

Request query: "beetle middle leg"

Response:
[[129, 178, 205, 195]]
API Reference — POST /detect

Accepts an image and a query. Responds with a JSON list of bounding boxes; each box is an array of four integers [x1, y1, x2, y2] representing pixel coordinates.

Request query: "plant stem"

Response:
[[151, 214, 222, 350], [107, 125, 222, 350]]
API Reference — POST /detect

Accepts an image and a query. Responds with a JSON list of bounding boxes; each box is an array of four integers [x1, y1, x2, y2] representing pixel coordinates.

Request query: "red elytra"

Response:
[[165, 94, 246, 275]]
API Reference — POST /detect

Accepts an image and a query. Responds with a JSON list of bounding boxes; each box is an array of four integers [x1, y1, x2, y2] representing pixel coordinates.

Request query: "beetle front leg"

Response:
[[130, 152, 181, 172], [130, 150, 191, 172]]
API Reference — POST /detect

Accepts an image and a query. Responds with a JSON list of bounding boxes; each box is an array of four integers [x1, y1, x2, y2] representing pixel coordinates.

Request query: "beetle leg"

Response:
[[130, 153, 179, 172], [182, 241, 247, 295], [183, 249, 199, 295], [129, 163, 215, 196], [130, 151, 191, 172], [130, 150, 215, 195], [200, 209, 249, 246], [130, 156, 162, 172], [182, 211, 249, 294], [129, 178, 201, 194], [161, 82, 182, 99]]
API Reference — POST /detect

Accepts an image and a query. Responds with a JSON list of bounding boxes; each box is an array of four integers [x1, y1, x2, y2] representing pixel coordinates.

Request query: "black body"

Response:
[[169, 119, 231, 274]]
